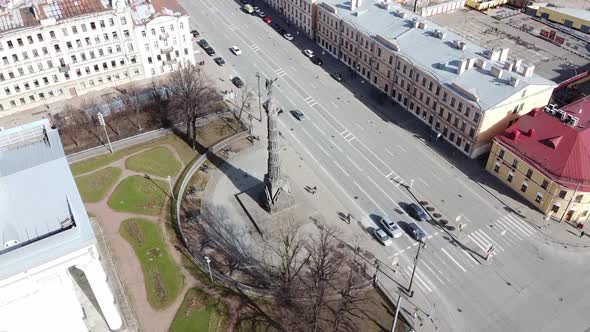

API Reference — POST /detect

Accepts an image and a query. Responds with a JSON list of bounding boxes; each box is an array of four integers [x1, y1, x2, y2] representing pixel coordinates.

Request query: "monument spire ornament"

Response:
[[263, 78, 293, 213]]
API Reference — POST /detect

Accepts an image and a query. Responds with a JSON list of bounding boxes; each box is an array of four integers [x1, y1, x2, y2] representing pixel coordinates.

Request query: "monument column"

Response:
[[77, 251, 123, 330]]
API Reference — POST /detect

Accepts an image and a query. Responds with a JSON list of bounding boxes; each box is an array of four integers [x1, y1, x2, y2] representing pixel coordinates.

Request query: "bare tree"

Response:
[[123, 84, 143, 130], [167, 63, 218, 149], [305, 224, 343, 332], [235, 86, 254, 120], [331, 254, 370, 332]]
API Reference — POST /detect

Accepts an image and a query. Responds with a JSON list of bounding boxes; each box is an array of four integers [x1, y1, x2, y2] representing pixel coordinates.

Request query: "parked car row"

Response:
[[372, 203, 429, 246]]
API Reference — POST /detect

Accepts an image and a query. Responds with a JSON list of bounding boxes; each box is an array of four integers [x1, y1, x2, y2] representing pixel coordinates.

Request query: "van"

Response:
[[243, 4, 254, 14]]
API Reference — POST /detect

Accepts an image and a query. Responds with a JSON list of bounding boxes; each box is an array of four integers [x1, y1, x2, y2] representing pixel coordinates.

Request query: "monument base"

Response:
[[264, 175, 294, 214]]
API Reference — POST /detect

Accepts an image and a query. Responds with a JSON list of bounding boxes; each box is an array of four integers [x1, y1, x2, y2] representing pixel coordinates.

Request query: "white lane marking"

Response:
[[289, 65, 297, 72], [331, 101, 339, 108], [418, 177, 429, 186], [406, 267, 430, 293], [329, 138, 344, 152], [496, 218, 523, 240], [459, 246, 480, 265], [311, 122, 326, 136], [490, 226, 516, 246], [317, 143, 330, 156], [476, 229, 504, 252], [505, 214, 536, 235], [422, 256, 452, 282], [353, 138, 394, 176], [340, 129, 348, 135], [385, 148, 395, 157], [275, 68, 287, 77], [441, 248, 467, 272], [354, 123, 364, 131], [413, 268, 434, 292], [353, 181, 387, 215], [333, 161, 349, 176], [398, 145, 407, 152], [346, 155, 362, 171], [470, 231, 493, 251], [386, 171, 394, 178], [420, 260, 446, 284], [467, 234, 488, 252], [501, 215, 531, 236], [301, 127, 313, 139], [347, 136, 355, 143]]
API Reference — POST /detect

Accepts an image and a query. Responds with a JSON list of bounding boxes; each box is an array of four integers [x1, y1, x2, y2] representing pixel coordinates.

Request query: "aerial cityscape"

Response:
[[0, 0, 588, 331]]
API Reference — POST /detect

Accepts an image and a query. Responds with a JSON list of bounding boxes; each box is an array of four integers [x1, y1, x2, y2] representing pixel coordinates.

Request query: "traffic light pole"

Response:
[[407, 240, 425, 297]]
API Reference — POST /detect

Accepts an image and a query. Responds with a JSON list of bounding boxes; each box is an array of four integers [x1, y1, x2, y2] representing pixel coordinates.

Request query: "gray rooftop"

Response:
[[319, 0, 556, 110], [0, 119, 95, 280]]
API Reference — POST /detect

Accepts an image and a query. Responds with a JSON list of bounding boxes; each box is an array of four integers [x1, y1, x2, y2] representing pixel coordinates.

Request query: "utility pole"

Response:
[[97, 113, 113, 153], [204, 256, 213, 283], [407, 240, 426, 297], [255, 72, 262, 122]]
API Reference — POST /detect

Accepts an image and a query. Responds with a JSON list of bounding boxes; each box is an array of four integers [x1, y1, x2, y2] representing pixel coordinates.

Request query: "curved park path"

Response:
[[78, 144, 239, 332]]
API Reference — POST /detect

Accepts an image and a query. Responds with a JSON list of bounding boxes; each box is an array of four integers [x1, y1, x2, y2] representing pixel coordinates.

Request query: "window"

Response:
[[17, 38, 23, 46], [141, 30, 146, 37], [559, 190, 567, 199], [109, 18, 114, 26], [473, 112, 480, 123], [151, 28, 156, 36], [465, 107, 470, 117], [12, 54, 18, 62], [551, 204, 560, 213], [61, 27, 68, 36], [521, 182, 528, 193], [498, 149, 505, 159], [81, 23, 87, 32], [541, 180, 549, 189], [72, 26, 78, 34], [507, 173, 513, 183], [54, 44, 61, 52], [494, 162, 500, 173], [120, 17, 127, 25], [99, 20, 105, 28], [147, 56, 153, 64], [179, 22, 183, 30], [450, 97, 456, 107], [512, 159, 518, 168], [123, 30, 130, 38], [49, 31, 56, 39], [7, 40, 13, 48], [90, 22, 96, 30], [27, 35, 33, 44], [104, 33, 109, 41], [526, 169, 533, 179], [442, 91, 447, 102], [66, 41, 72, 49], [99, 49, 104, 57], [32, 49, 38, 57], [160, 26, 165, 33], [575, 194, 583, 203], [535, 193, 543, 203]]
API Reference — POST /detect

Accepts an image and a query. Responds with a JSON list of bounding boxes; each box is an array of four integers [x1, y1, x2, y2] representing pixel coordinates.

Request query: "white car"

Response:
[[303, 49, 315, 58], [378, 216, 403, 239], [283, 33, 294, 41], [373, 228, 393, 247], [230, 46, 242, 55]]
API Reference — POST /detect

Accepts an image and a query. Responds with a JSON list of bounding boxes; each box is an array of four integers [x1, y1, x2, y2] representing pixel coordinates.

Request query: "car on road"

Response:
[[204, 47, 216, 56], [272, 23, 281, 30], [310, 56, 323, 66], [232, 76, 244, 88], [303, 49, 315, 58], [407, 222, 426, 242], [408, 203, 428, 221], [291, 109, 305, 120], [330, 72, 343, 82], [191, 29, 200, 38], [283, 33, 293, 41], [278, 28, 287, 35], [198, 39, 209, 49], [243, 4, 254, 14], [378, 216, 403, 239], [373, 228, 393, 246], [230, 46, 242, 55], [257, 11, 265, 17], [213, 57, 225, 66], [264, 16, 272, 24], [239, 0, 248, 3]]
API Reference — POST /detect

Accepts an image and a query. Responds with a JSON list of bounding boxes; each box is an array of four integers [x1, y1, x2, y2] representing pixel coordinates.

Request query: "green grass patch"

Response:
[[169, 288, 228, 332], [108, 175, 168, 215], [126, 146, 182, 177], [75, 167, 122, 202], [120, 218, 183, 309]]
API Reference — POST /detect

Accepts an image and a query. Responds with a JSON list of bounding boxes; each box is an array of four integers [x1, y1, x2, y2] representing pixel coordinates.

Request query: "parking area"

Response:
[[430, 8, 588, 82]]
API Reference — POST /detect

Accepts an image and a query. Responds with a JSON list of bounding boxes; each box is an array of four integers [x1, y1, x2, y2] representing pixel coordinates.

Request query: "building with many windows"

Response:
[[486, 97, 590, 223], [315, 0, 555, 157], [0, 0, 193, 117], [260, 0, 317, 38], [0, 119, 123, 332]]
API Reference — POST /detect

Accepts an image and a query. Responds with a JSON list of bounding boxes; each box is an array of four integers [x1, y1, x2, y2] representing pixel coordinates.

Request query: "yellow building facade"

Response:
[[466, 0, 509, 11], [530, 5, 590, 33]]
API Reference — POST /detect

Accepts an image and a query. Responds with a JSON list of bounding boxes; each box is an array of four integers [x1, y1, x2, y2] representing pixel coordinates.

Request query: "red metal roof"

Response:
[[495, 96, 590, 192]]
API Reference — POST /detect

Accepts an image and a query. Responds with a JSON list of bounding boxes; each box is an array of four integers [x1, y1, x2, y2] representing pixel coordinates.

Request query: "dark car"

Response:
[[198, 39, 209, 49], [278, 28, 287, 35], [330, 72, 342, 81], [232, 76, 244, 88], [291, 109, 305, 120], [310, 56, 323, 66], [204, 47, 216, 56], [191, 29, 200, 38], [272, 23, 281, 30], [408, 203, 428, 221], [407, 222, 426, 242], [213, 57, 225, 66]]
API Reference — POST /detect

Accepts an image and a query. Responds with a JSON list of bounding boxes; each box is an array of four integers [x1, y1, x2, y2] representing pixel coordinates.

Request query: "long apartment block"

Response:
[[261, 0, 317, 39], [266, 0, 557, 158], [0, 0, 194, 117]]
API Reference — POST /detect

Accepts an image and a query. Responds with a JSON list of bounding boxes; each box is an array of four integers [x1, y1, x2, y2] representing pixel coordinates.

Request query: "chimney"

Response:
[[485, 48, 501, 61], [512, 129, 521, 140], [490, 66, 503, 78], [527, 128, 535, 137], [514, 59, 523, 71], [351, 0, 359, 10], [509, 76, 519, 87], [523, 64, 535, 78], [457, 59, 468, 75], [499, 48, 510, 62], [466, 58, 476, 69], [396, 10, 406, 18], [503, 61, 513, 71], [412, 18, 419, 28], [418, 22, 427, 29], [454, 40, 466, 50], [475, 58, 487, 69]]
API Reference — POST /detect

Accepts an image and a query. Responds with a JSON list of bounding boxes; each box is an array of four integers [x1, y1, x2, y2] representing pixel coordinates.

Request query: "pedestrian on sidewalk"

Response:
[[581, 230, 585, 238], [311, 185, 317, 194], [577, 223, 584, 230]]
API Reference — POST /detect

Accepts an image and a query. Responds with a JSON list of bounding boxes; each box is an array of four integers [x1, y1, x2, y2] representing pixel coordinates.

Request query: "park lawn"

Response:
[[108, 175, 168, 215], [120, 218, 183, 310], [126, 146, 181, 177], [169, 288, 228, 332], [75, 167, 122, 203]]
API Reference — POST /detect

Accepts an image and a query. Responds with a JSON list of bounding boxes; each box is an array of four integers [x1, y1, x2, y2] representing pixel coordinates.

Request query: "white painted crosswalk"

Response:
[[274, 68, 287, 77], [249, 43, 261, 52], [227, 24, 238, 31], [304, 96, 318, 108]]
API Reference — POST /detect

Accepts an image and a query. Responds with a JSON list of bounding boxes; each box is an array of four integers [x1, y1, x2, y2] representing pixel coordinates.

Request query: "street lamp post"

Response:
[[96, 113, 113, 153], [407, 240, 426, 297], [256, 72, 262, 122], [391, 292, 403, 332], [204, 256, 213, 283], [167, 175, 175, 200]]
